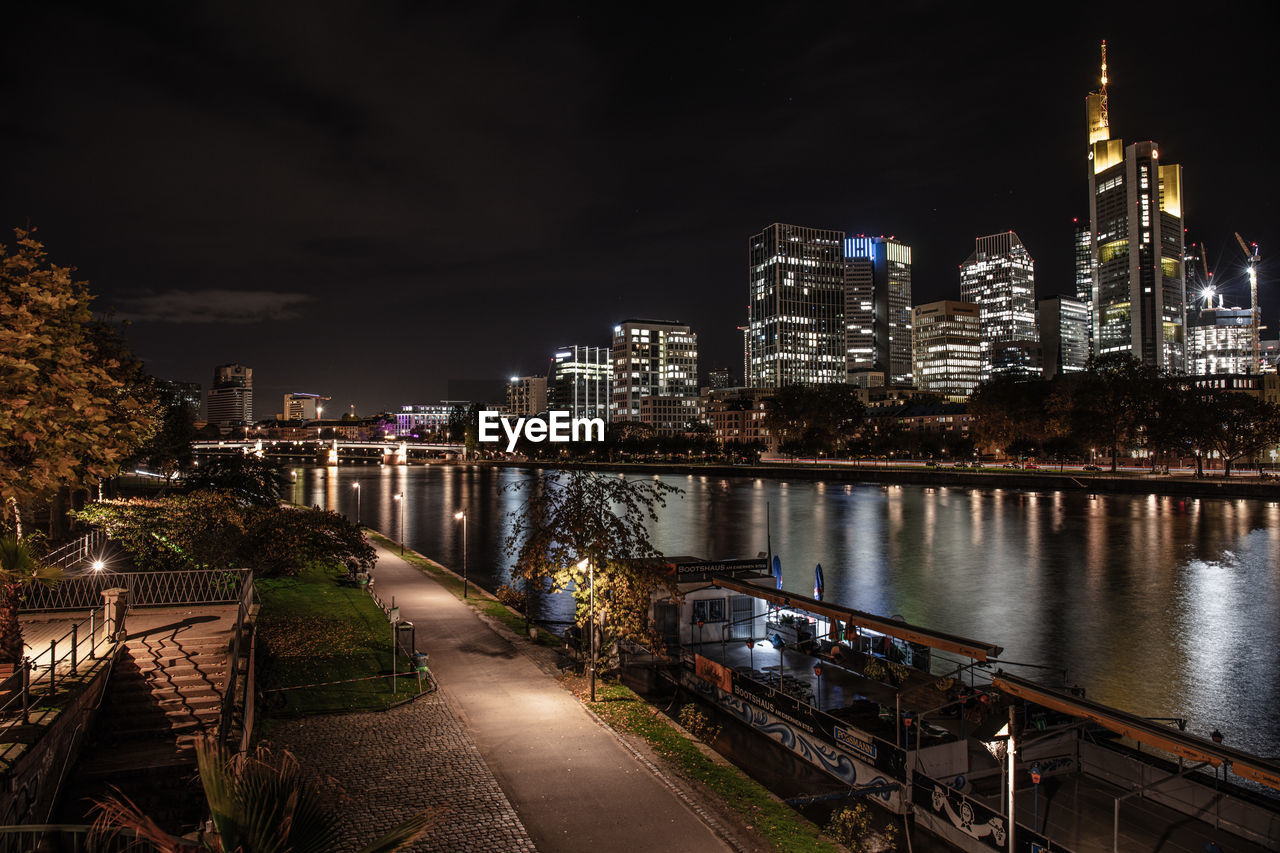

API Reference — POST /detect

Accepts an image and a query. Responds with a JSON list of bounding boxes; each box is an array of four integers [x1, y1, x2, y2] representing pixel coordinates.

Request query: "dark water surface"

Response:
[[294, 464, 1280, 761]]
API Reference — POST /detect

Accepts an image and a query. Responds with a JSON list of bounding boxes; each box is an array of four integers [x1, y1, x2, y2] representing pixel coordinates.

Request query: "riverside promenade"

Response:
[[310, 538, 733, 853]]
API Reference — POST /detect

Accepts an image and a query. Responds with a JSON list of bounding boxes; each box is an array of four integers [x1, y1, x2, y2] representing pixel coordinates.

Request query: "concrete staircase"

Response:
[[55, 631, 230, 831]]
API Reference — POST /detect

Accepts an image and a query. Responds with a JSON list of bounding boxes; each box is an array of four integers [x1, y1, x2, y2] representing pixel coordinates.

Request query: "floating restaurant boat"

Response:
[[637, 557, 1280, 852]]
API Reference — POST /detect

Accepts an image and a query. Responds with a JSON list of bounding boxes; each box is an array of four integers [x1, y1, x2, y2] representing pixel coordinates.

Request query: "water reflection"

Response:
[[295, 465, 1280, 759]]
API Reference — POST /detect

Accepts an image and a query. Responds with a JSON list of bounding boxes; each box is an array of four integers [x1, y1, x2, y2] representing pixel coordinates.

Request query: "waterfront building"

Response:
[[747, 224, 846, 388], [1261, 340, 1279, 373], [1085, 47, 1186, 371], [505, 375, 548, 417], [1188, 304, 1256, 375], [959, 232, 1039, 380], [707, 367, 732, 389], [704, 387, 776, 452], [610, 320, 698, 429], [911, 300, 980, 399], [548, 346, 611, 421], [844, 236, 913, 387], [395, 402, 469, 438], [281, 393, 323, 421], [207, 364, 253, 428], [1039, 295, 1091, 379], [1073, 217, 1093, 356]]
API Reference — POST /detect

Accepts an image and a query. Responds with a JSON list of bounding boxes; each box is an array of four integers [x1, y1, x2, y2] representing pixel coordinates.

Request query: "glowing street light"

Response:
[[353, 483, 361, 526], [393, 492, 404, 555], [454, 509, 468, 599], [91, 560, 105, 572]]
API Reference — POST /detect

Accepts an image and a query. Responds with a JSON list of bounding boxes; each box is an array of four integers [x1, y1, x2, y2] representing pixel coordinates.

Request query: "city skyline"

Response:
[[2, 5, 1275, 413]]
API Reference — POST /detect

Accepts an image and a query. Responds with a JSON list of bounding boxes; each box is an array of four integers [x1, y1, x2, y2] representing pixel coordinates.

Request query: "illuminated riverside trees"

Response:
[[505, 471, 681, 675], [0, 228, 155, 535]]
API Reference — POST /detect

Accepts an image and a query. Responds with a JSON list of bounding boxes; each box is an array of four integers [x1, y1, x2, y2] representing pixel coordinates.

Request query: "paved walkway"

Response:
[[270, 692, 535, 852], [355, 538, 733, 853]]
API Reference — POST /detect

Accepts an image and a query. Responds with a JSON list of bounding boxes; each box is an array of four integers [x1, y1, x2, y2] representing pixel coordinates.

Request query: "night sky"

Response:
[[3, 3, 1276, 416]]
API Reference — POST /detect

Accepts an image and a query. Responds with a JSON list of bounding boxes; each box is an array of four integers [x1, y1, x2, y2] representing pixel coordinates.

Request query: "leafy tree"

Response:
[[0, 228, 156, 535], [504, 471, 682, 674], [763, 384, 865, 456], [75, 496, 373, 577], [138, 381, 199, 485], [1048, 355, 1159, 471], [968, 376, 1054, 458], [184, 454, 287, 506], [93, 735, 434, 851], [1190, 390, 1280, 477], [0, 535, 62, 665]]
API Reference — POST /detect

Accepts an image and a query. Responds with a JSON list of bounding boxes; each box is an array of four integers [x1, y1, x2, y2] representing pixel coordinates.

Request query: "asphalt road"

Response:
[[366, 539, 732, 853]]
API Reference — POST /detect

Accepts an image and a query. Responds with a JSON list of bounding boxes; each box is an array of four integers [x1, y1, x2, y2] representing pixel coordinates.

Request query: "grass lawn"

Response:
[[255, 561, 421, 716]]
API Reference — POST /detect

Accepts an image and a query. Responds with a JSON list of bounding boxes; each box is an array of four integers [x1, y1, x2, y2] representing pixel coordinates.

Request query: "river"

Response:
[[291, 463, 1280, 763]]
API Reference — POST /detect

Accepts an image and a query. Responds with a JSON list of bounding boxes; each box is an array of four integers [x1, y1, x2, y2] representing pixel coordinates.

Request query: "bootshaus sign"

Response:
[[477, 411, 606, 452]]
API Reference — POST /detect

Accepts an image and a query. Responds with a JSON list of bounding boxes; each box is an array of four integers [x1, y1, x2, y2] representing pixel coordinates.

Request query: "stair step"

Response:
[[101, 717, 216, 741]]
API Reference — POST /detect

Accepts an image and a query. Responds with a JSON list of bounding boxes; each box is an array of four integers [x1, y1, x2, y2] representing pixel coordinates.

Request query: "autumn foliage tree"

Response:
[[0, 228, 156, 535], [505, 471, 682, 670]]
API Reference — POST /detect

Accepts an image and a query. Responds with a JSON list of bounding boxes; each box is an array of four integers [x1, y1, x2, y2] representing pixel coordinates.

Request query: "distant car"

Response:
[[1002, 462, 1018, 469], [1023, 463, 1039, 470], [953, 462, 969, 469], [1083, 464, 1101, 472], [924, 461, 937, 468]]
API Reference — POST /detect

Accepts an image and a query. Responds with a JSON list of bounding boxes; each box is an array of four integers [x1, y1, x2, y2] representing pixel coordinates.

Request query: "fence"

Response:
[[41, 530, 108, 573], [1, 603, 115, 760], [21, 569, 252, 612], [0, 825, 140, 852]]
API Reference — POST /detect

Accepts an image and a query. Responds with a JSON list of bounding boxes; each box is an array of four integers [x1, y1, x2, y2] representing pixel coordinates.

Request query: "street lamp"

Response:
[[393, 493, 404, 555], [577, 557, 596, 702], [353, 483, 361, 526], [454, 509, 468, 598]]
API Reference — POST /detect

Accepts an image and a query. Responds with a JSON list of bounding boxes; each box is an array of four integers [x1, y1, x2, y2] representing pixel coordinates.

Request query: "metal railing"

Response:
[[21, 568, 252, 612], [40, 530, 109, 573], [1, 605, 116, 758], [218, 574, 256, 745]]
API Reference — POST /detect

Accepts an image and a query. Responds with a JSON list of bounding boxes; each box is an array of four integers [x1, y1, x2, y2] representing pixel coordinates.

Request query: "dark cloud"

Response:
[[118, 290, 312, 325]]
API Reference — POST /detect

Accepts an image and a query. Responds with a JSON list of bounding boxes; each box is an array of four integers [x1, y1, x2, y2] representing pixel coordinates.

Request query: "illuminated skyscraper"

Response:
[[911, 300, 980, 399], [959, 232, 1039, 380], [610, 320, 698, 429], [548, 346, 611, 421], [747, 224, 846, 388], [207, 363, 253, 428], [845, 236, 913, 387], [1085, 43, 1186, 371], [1038, 296, 1090, 379]]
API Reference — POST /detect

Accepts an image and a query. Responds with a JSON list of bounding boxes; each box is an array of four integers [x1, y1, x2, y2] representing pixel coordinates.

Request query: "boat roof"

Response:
[[993, 671, 1280, 792], [710, 576, 1004, 662]]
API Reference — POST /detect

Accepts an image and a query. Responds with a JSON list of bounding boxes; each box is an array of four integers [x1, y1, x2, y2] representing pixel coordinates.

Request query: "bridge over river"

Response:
[[193, 438, 466, 465]]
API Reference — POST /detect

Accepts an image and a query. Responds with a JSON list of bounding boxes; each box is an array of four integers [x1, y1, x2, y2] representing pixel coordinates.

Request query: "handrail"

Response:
[[217, 573, 256, 745], [40, 529, 108, 572], [1, 604, 117, 757]]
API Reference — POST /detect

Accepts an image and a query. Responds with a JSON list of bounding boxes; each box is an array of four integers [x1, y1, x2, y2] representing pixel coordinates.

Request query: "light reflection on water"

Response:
[[295, 465, 1280, 760]]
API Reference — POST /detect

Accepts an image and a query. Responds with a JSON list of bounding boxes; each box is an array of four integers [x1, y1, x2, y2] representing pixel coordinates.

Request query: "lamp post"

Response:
[[393, 493, 404, 555], [454, 509, 468, 598], [577, 557, 597, 702], [353, 483, 361, 526], [1030, 763, 1042, 833]]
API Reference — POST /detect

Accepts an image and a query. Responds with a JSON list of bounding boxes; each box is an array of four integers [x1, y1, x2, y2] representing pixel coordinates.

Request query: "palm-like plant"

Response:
[[93, 735, 436, 852], [0, 534, 63, 666]]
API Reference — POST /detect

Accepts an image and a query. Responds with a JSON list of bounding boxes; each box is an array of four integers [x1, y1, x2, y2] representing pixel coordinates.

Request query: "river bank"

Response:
[[484, 459, 1280, 500]]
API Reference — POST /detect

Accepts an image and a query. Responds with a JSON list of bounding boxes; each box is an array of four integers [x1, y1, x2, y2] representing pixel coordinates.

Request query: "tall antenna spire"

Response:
[[1099, 40, 1109, 132]]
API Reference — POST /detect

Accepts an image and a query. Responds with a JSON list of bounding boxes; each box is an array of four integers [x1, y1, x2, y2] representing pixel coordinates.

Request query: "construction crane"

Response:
[[1235, 232, 1261, 371]]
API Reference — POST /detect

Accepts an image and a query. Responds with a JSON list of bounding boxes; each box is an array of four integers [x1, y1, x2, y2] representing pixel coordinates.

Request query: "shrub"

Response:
[[826, 803, 898, 852]]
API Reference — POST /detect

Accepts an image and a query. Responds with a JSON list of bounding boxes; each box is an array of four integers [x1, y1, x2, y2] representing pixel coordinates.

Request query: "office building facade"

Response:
[[548, 346, 611, 421], [747, 224, 846, 388], [1039, 295, 1091, 379], [1188, 305, 1256, 376], [610, 320, 698, 428], [911, 300, 981, 399], [845, 236, 913, 387], [207, 364, 253, 428], [1086, 52, 1186, 371], [959, 232, 1039, 380], [505, 375, 548, 417]]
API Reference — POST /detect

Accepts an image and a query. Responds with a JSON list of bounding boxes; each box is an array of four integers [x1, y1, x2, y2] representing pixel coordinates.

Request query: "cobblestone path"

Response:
[[269, 691, 535, 853]]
